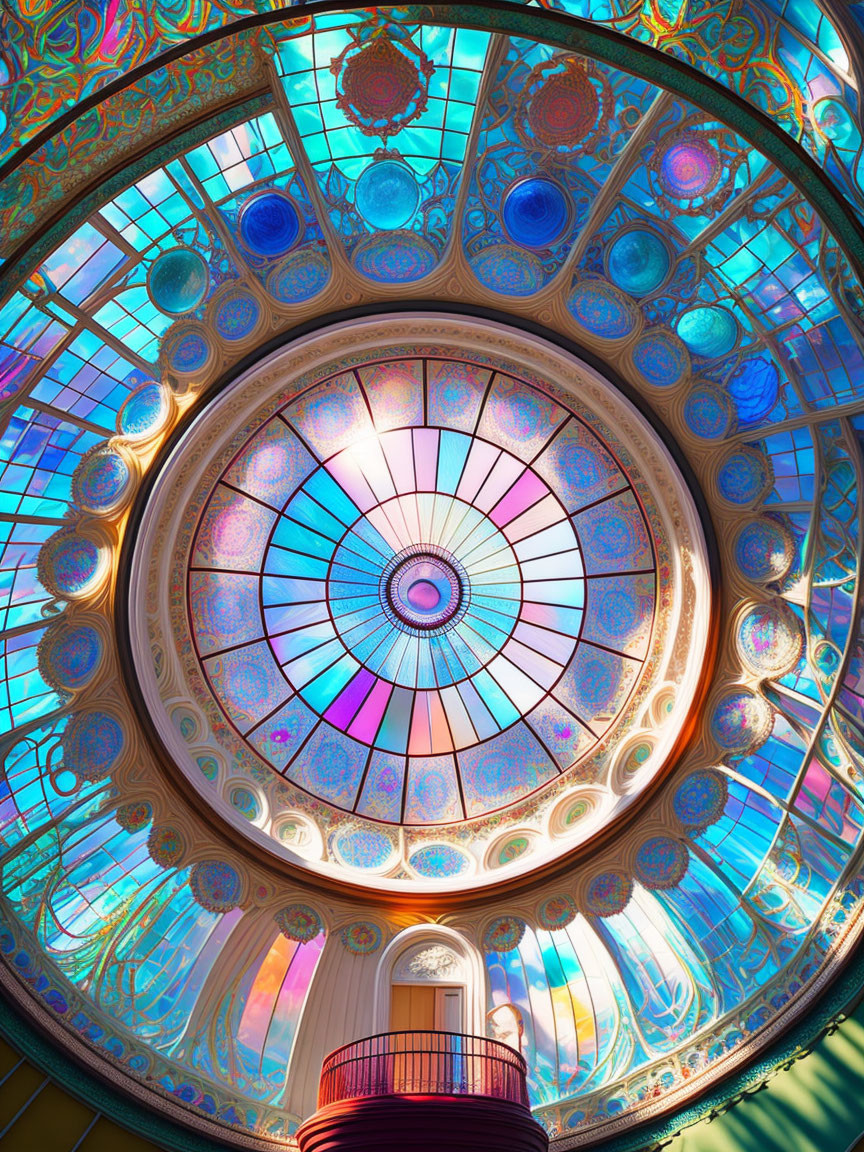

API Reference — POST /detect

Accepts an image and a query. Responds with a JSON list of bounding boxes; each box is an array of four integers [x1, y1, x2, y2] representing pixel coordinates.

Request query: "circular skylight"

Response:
[[130, 315, 710, 890]]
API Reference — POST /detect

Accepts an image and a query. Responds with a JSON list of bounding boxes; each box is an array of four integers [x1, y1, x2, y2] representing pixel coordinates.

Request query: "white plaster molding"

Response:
[[374, 924, 486, 1036]]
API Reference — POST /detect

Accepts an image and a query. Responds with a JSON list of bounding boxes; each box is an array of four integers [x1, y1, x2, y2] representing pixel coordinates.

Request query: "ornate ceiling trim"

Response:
[[3, 1, 864, 282]]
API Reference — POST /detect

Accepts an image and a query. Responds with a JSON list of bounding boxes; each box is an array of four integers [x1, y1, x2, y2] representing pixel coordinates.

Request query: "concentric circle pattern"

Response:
[[188, 353, 656, 823], [382, 546, 467, 631]]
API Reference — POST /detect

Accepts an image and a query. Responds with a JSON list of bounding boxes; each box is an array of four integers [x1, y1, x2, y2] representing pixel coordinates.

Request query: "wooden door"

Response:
[[435, 986, 463, 1032], [389, 985, 465, 1094], [390, 984, 436, 1031], [390, 985, 434, 1092]]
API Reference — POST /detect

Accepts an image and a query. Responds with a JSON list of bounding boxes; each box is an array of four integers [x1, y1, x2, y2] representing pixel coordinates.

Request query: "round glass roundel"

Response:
[[606, 229, 670, 296], [238, 191, 301, 257], [147, 247, 209, 315], [502, 176, 570, 249], [658, 133, 719, 200], [355, 160, 420, 230], [132, 318, 710, 891], [383, 548, 466, 631], [117, 381, 166, 438], [676, 305, 738, 358]]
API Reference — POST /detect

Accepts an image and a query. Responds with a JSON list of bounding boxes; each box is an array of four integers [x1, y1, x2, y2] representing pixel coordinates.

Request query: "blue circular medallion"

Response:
[[683, 383, 734, 440], [673, 769, 727, 830], [352, 231, 437, 283], [40, 532, 101, 596], [73, 450, 130, 512], [632, 329, 689, 388], [238, 191, 301, 257], [40, 625, 102, 689], [118, 382, 166, 438], [214, 290, 261, 342], [586, 871, 632, 917], [147, 248, 209, 316], [267, 248, 330, 303], [335, 830, 394, 870], [409, 844, 469, 878], [676, 306, 738, 359], [355, 160, 420, 230], [63, 712, 124, 782], [734, 518, 793, 583], [567, 280, 637, 339], [502, 176, 570, 249], [166, 326, 212, 374], [717, 446, 772, 505], [190, 861, 242, 913], [606, 229, 670, 296], [470, 244, 545, 295], [634, 836, 689, 890]]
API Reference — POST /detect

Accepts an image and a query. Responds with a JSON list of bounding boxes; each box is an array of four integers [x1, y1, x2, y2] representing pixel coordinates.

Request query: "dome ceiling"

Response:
[[1, 4, 864, 1152], [0, 0, 860, 254]]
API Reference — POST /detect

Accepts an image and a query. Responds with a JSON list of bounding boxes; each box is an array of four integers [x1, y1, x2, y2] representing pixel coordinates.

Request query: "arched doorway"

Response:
[[374, 926, 486, 1037], [390, 944, 466, 1033]]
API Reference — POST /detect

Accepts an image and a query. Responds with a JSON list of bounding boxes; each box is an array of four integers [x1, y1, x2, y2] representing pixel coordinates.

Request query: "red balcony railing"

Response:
[[317, 1031, 530, 1110]]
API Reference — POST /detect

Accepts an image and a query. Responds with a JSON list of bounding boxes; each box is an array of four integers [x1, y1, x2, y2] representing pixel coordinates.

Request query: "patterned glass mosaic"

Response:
[[187, 355, 656, 823], [2, 5, 864, 1149]]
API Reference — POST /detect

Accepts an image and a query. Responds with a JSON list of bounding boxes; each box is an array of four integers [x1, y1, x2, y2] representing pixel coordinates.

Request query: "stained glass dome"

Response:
[[131, 317, 708, 889], [2, 3, 864, 1150]]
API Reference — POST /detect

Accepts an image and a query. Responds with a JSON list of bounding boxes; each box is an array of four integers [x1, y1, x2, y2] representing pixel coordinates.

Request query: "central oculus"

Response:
[[383, 546, 467, 631], [132, 317, 710, 889], [184, 357, 644, 808]]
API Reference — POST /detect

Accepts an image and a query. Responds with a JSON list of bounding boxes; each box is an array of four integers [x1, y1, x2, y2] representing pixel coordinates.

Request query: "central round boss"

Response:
[[382, 546, 467, 631]]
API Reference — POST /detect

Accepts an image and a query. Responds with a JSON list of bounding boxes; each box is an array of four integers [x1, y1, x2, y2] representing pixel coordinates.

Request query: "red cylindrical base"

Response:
[[296, 1094, 549, 1152]]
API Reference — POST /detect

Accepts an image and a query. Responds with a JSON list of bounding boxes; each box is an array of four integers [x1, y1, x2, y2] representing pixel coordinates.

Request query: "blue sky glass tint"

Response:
[[274, 18, 490, 178]]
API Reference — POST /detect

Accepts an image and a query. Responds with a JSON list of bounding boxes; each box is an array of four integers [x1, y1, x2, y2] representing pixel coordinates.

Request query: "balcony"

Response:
[[318, 1030, 531, 1107], [297, 1031, 548, 1152]]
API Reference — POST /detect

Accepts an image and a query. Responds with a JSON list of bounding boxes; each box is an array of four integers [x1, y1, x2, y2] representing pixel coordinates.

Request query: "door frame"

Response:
[[373, 925, 485, 1036]]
